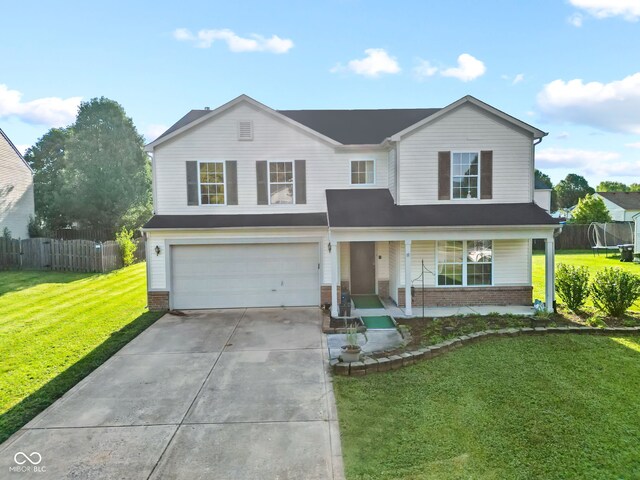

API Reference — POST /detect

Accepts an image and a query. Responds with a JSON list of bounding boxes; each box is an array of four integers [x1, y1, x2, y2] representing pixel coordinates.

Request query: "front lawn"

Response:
[[533, 249, 640, 310], [334, 335, 640, 480], [0, 263, 162, 444]]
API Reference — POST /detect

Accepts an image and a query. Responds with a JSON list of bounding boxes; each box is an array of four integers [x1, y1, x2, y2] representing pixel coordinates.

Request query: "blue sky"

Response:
[[2, 0, 640, 186]]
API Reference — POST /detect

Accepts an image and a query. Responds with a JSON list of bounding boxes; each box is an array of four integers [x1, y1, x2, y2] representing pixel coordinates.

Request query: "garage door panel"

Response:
[[171, 243, 320, 309]]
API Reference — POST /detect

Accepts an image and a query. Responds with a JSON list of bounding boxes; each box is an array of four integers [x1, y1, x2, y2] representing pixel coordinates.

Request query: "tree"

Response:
[[61, 98, 151, 229], [23, 128, 73, 231], [535, 169, 552, 188], [554, 174, 594, 209], [596, 181, 629, 192], [570, 194, 612, 224], [629, 183, 640, 192]]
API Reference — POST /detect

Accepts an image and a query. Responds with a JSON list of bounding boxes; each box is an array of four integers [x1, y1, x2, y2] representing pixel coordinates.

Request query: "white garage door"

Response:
[[171, 243, 320, 309]]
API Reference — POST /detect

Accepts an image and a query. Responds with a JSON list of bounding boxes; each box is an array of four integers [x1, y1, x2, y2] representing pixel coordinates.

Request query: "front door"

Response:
[[350, 242, 376, 294]]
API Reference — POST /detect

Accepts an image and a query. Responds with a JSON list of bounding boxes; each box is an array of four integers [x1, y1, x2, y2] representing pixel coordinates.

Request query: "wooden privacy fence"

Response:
[[533, 224, 594, 250], [0, 237, 146, 273]]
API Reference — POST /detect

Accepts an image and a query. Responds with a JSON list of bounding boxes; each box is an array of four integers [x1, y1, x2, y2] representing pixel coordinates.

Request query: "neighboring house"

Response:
[[0, 128, 34, 239], [534, 178, 552, 213], [143, 95, 559, 314], [634, 213, 639, 255], [595, 192, 640, 222]]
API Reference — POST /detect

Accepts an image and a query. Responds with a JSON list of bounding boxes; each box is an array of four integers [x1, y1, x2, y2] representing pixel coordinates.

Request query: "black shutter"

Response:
[[438, 152, 451, 200], [225, 161, 238, 205], [294, 160, 306, 204], [256, 161, 268, 205], [186, 161, 199, 206], [480, 151, 493, 199]]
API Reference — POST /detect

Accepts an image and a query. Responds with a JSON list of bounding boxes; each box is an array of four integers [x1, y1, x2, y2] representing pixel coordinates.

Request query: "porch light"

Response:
[[155, 245, 161, 256], [327, 242, 332, 253]]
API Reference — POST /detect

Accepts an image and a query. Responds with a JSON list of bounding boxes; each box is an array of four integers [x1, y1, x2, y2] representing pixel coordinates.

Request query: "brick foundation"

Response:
[[340, 280, 350, 293], [148, 291, 169, 311], [397, 286, 533, 308], [320, 285, 341, 306], [377, 280, 389, 299]]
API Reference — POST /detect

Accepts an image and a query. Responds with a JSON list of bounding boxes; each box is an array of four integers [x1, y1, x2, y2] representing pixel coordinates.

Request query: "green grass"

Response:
[[334, 335, 640, 480], [0, 263, 162, 444], [533, 249, 640, 309]]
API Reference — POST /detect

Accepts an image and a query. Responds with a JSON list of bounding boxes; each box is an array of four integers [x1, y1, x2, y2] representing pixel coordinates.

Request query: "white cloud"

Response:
[[536, 147, 640, 177], [625, 142, 640, 148], [569, 0, 640, 21], [537, 73, 640, 134], [144, 124, 169, 142], [414, 59, 438, 79], [512, 73, 524, 85], [556, 131, 570, 139], [332, 48, 401, 77], [0, 84, 80, 127], [568, 13, 584, 27], [14, 144, 30, 155], [173, 28, 293, 53], [440, 54, 486, 82]]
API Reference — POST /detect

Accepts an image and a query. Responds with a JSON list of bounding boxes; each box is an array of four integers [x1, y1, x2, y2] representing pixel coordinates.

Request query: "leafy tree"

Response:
[[535, 169, 552, 188], [61, 97, 151, 229], [629, 183, 640, 192], [596, 181, 629, 192], [554, 174, 594, 209], [23, 128, 73, 231], [570, 194, 612, 224], [116, 227, 136, 267]]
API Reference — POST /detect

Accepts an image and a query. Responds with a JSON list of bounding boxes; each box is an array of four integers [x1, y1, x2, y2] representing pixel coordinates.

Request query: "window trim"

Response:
[[197, 160, 226, 206], [267, 160, 296, 205], [349, 159, 376, 186], [435, 240, 493, 287], [450, 151, 481, 200]]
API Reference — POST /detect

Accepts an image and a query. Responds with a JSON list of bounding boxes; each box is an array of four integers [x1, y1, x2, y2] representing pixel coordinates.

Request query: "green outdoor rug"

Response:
[[361, 315, 396, 329], [352, 295, 384, 309]]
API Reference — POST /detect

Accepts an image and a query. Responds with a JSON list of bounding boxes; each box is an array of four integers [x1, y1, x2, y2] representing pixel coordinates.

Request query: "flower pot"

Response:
[[341, 345, 361, 363]]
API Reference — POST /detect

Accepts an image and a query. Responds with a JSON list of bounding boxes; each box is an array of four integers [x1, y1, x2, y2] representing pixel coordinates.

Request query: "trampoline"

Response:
[[588, 222, 634, 256]]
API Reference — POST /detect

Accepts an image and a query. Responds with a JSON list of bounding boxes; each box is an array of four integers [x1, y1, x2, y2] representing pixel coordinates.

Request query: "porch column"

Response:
[[330, 241, 339, 317], [404, 240, 412, 316], [545, 238, 555, 313]]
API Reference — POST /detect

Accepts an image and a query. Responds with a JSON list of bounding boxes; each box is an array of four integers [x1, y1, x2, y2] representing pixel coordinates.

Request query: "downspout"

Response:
[[532, 136, 544, 204]]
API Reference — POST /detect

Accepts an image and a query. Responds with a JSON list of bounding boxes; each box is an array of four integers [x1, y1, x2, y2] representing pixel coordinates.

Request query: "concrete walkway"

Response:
[[1, 308, 344, 480]]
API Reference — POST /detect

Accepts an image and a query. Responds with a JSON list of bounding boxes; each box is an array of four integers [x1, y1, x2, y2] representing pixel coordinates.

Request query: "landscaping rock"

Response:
[[350, 361, 366, 376], [363, 358, 378, 373], [400, 352, 415, 366], [377, 357, 391, 372], [388, 355, 403, 369], [334, 362, 350, 376]]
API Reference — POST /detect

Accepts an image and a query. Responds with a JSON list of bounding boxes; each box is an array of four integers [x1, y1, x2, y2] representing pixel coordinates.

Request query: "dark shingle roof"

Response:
[[326, 189, 559, 228], [278, 108, 440, 144], [153, 107, 441, 145], [143, 213, 327, 229], [597, 192, 640, 210]]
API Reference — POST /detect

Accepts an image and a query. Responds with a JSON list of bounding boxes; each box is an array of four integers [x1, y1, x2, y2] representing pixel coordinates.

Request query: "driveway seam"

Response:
[[145, 308, 247, 480]]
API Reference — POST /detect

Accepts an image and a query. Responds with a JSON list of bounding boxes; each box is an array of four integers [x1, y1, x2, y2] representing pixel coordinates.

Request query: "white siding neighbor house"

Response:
[[595, 192, 640, 222], [143, 95, 560, 314], [0, 129, 34, 239]]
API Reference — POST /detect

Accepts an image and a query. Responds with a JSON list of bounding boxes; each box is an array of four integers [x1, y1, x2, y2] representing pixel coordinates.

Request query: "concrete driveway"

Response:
[[1, 308, 344, 479]]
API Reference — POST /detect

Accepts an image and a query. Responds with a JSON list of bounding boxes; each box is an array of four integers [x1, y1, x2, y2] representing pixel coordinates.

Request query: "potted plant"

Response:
[[340, 325, 362, 362]]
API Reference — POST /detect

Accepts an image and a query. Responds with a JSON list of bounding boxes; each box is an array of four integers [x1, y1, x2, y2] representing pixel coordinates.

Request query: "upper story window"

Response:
[[452, 152, 479, 199], [199, 161, 225, 205], [437, 240, 492, 286], [269, 161, 294, 204], [351, 160, 375, 185]]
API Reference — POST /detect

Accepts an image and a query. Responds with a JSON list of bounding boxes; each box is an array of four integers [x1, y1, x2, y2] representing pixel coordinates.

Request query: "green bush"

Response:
[[590, 268, 640, 317], [555, 264, 590, 312], [115, 228, 136, 267]]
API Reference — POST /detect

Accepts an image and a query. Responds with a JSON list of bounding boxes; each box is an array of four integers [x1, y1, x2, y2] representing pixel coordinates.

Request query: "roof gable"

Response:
[[597, 191, 640, 210], [390, 95, 547, 140], [0, 128, 32, 173]]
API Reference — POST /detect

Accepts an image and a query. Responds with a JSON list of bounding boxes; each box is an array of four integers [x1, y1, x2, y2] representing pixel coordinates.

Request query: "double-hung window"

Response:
[[437, 240, 492, 286], [452, 152, 479, 199], [351, 160, 375, 185], [199, 162, 225, 205], [269, 161, 294, 204]]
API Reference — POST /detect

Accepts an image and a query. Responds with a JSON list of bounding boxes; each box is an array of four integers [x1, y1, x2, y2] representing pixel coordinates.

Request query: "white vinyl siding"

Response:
[[493, 239, 531, 286], [398, 103, 533, 205], [153, 102, 388, 215], [388, 147, 397, 201], [0, 136, 34, 239]]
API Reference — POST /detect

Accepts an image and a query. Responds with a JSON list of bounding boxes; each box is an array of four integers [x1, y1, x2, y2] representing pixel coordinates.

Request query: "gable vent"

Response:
[[238, 120, 253, 141]]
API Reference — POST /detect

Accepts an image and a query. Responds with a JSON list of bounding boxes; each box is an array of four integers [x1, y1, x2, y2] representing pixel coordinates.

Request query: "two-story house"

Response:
[[143, 95, 559, 315]]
